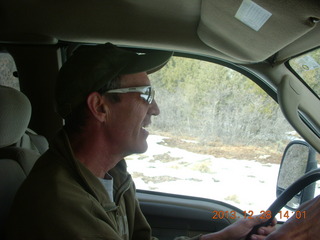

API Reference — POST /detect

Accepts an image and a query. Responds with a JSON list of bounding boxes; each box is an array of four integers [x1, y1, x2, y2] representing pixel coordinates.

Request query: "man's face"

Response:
[[103, 72, 160, 157]]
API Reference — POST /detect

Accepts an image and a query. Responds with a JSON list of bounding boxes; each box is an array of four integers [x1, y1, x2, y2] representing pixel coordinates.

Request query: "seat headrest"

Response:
[[0, 85, 31, 148]]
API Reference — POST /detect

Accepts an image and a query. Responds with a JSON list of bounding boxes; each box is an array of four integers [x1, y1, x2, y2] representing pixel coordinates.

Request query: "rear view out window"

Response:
[[0, 53, 19, 90]]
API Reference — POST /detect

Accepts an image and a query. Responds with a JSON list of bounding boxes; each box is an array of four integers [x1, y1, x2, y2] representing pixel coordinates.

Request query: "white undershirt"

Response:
[[99, 173, 114, 202]]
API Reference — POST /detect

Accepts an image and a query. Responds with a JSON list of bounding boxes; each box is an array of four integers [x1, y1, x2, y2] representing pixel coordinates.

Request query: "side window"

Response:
[[126, 56, 298, 214], [0, 52, 19, 90], [289, 48, 320, 98]]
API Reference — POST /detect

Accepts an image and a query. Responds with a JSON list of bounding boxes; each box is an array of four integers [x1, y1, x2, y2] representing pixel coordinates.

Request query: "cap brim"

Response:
[[120, 48, 173, 75]]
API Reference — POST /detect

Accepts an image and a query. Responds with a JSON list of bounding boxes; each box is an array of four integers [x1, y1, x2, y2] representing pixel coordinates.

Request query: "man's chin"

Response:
[[128, 141, 149, 156], [136, 142, 148, 154]]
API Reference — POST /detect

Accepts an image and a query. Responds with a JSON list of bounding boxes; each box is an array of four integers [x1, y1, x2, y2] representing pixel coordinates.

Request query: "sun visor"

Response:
[[197, 0, 320, 62]]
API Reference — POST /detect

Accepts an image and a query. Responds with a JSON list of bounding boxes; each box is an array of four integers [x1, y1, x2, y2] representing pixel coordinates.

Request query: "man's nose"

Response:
[[149, 99, 160, 116]]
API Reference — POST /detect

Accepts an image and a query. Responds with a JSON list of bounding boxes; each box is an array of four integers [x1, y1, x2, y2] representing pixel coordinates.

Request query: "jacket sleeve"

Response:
[[7, 182, 126, 240]]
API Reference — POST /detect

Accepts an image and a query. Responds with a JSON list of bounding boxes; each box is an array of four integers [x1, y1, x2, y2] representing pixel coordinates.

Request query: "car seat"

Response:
[[0, 85, 48, 239]]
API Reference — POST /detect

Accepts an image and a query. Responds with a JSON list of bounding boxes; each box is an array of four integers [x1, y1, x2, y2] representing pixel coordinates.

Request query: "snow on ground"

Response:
[[126, 135, 280, 215]]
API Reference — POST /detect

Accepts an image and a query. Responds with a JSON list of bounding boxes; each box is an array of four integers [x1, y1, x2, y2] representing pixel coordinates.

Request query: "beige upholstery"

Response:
[[16, 129, 49, 155], [0, 85, 48, 238], [0, 85, 31, 148]]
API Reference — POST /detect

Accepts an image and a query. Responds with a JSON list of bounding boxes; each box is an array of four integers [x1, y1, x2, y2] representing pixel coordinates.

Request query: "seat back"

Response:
[[16, 128, 49, 155], [0, 85, 48, 239]]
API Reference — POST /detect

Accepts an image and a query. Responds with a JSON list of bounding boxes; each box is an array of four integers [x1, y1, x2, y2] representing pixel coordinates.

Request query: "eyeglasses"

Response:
[[106, 86, 155, 104]]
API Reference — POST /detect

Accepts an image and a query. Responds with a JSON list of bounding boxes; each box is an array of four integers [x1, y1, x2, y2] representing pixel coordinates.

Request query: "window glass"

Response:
[[289, 48, 320, 98], [0, 52, 19, 90], [126, 56, 303, 219]]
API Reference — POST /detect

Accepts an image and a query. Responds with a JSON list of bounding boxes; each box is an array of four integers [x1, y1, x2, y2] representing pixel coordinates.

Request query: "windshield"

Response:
[[289, 48, 320, 98]]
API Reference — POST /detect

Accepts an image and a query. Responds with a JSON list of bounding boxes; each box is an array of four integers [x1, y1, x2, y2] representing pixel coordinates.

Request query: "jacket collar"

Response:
[[50, 129, 131, 210]]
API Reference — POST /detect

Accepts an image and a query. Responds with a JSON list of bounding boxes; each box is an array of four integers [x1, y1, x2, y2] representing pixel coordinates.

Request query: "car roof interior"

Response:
[[1, 0, 320, 151], [2, 0, 320, 62]]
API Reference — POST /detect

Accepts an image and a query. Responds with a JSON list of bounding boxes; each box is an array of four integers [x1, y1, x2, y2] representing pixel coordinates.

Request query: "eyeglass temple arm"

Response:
[[108, 87, 149, 94]]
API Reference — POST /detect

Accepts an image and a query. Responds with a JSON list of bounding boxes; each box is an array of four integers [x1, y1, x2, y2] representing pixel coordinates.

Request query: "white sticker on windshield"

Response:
[[235, 0, 272, 31], [296, 55, 320, 71]]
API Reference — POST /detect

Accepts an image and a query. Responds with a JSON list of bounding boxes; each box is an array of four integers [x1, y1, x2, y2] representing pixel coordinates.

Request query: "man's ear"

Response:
[[86, 92, 109, 122]]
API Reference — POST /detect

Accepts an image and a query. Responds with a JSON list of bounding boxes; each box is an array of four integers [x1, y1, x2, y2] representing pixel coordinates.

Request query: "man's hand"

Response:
[[201, 214, 277, 240], [266, 195, 320, 240]]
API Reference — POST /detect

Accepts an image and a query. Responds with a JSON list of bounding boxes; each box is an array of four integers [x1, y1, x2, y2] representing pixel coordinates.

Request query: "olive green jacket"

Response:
[[7, 130, 201, 240]]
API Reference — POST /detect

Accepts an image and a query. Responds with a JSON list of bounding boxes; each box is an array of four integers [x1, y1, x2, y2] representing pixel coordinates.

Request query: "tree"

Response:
[[150, 56, 294, 148]]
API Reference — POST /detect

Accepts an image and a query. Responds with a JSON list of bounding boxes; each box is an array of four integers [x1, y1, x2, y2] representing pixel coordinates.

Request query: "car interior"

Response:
[[0, 0, 320, 239]]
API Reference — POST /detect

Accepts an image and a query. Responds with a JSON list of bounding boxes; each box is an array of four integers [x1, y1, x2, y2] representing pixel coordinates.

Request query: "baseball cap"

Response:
[[56, 43, 173, 118]]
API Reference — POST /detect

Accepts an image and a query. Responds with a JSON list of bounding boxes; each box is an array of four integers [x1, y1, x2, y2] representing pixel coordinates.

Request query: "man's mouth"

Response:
[[142, 121, 151, 128], [141, 122, 151, 133]]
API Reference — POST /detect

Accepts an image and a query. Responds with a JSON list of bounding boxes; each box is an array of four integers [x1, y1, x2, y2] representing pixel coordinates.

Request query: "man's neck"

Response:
[[68, 130, 123, 178]]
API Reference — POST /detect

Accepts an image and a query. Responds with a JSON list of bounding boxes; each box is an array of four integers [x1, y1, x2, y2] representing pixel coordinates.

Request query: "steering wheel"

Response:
[[246, 168, 320, 239]]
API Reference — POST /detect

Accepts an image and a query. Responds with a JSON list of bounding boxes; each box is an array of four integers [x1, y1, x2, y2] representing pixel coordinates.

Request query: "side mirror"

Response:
[[277, 140, 317, 210]]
